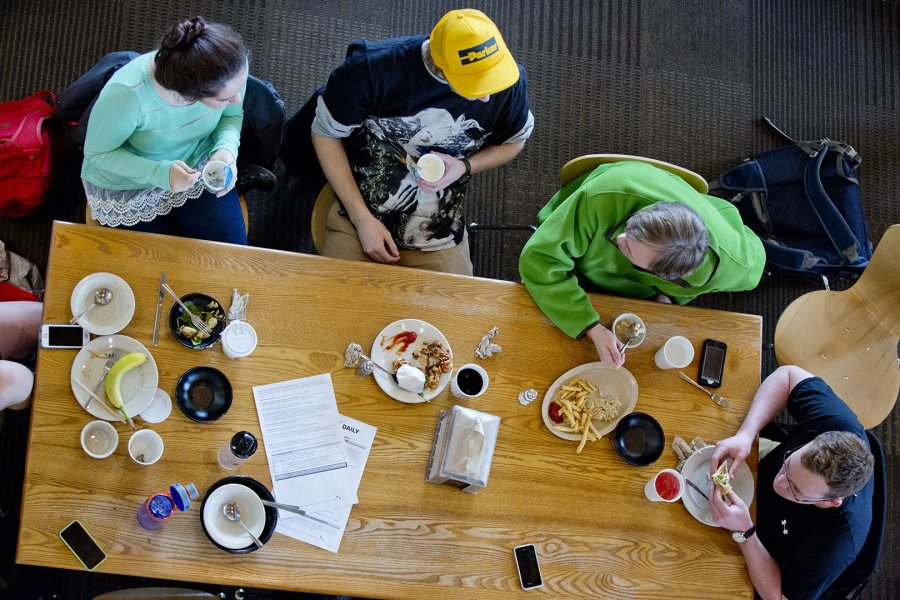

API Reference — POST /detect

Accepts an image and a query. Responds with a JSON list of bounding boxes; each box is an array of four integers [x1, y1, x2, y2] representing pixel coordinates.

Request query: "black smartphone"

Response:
[[59, 520, 107, 571], [514, 544, 543, 590], [40, 324, 90, 349], [698, 339, 727, 388]]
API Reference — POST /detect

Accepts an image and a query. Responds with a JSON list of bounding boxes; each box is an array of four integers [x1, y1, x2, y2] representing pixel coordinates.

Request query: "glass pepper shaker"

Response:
[[217, 431, 258, 470]]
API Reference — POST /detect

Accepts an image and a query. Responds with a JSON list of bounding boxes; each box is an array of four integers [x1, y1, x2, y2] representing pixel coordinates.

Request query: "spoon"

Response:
[[70, 288, 113, 324], [223, 502, 263, 549], [359, 353, 427, 398]]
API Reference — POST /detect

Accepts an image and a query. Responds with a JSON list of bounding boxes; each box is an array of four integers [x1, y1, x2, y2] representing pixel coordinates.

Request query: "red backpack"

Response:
[[0, 90, 62, 217]]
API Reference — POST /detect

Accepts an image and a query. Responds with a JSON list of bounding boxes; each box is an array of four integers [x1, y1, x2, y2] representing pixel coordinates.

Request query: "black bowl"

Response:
[[200, 476, 278, 554], [168, 292, 226, 350], [613, 412, 665, 466], [175, 366, 232, 423]]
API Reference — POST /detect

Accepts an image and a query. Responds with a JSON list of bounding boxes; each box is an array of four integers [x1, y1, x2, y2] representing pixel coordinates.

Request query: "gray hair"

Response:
[[624, 203, 709, 280]]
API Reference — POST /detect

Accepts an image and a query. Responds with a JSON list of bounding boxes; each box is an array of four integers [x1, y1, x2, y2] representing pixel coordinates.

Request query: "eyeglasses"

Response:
[[781, 448, 835, 503]]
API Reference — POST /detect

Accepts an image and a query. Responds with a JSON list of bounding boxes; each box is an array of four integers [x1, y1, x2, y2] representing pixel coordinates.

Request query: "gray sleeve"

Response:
[[311, 95, 360, 138], [503, 110, 534, 144]]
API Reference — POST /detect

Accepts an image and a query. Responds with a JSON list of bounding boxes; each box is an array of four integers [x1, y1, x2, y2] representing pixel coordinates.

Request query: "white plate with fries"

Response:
[[541, 363, 638, 451], [370, 319, 453, 404]]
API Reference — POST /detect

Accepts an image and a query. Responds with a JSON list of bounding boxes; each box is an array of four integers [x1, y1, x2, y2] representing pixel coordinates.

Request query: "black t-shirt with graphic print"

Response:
[[313, 35, 533, 251]]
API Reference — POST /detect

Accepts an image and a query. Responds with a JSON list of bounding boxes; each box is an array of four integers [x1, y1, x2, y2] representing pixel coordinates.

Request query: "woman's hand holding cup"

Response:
[[209, 149, 237, 197]]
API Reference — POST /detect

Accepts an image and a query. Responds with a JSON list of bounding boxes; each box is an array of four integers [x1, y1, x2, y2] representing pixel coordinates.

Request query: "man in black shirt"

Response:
[[709, 365, 875, 600]]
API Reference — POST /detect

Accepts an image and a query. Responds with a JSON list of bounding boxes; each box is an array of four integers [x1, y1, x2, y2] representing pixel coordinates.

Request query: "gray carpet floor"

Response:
[[0, 1, 898, 598]]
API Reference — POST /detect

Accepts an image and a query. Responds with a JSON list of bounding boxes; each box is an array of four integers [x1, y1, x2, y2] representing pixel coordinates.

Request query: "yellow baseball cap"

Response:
[[429, 9, 520, 98]]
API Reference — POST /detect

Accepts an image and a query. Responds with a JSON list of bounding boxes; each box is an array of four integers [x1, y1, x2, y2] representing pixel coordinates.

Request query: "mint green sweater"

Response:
[[81, 52, 243, 191], [519, 161, 765, 338]]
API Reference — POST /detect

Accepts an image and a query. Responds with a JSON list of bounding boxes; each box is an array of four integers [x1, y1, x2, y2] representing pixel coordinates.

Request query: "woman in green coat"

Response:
[[519, 161, 765, 366]]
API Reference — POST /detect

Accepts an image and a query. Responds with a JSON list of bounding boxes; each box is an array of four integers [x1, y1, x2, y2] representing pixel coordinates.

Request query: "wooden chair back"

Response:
[[559, 154, 709, 193], [311, 183, 335, 253], [774, 224, 900, 428]]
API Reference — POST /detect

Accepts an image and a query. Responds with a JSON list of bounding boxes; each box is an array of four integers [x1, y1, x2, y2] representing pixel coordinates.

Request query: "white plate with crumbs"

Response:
[[370, 319, 453, 404]]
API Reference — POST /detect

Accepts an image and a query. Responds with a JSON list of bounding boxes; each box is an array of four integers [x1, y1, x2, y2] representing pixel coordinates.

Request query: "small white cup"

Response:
[[415, 153, 446, 182], [451, 363, 489, 398], [221, 320, 258, 359], [81, 420, 119, 459], [654, 336, 695, 369], [202, 160, 233, 192], [644, 468, 685, 502], [128, 429, 164, 466]]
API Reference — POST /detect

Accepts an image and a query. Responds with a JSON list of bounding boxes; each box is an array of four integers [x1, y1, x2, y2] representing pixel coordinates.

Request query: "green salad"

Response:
[[177, 300, 224, 345]]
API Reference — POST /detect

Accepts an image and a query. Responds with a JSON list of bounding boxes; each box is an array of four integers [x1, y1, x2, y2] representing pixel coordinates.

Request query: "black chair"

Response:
[[824, 430, 887, 599]]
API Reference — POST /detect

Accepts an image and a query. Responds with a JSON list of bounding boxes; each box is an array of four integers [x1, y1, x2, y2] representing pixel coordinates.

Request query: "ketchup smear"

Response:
[[382, 331, 417, 352], [655, 472, 681, 500]]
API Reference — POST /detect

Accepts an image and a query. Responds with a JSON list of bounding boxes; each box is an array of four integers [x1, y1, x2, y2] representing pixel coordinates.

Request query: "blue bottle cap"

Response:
[[147, 494, 175, 520], [185, 483, 200, 501], [170, 483, 191, 512]]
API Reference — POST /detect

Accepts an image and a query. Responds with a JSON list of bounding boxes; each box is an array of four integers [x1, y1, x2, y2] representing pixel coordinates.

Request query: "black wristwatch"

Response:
[[461, 157, 472, 177], [731, 524, 756, 544]]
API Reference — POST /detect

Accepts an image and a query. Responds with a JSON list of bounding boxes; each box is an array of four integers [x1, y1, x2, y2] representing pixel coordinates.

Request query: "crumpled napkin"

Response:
[[475, 326, 501, 359], [227, 288, 250, 321], [672, 435, 709, 471]]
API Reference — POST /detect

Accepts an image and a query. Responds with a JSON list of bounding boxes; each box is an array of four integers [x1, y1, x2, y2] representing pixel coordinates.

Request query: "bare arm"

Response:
[[311, 133, 400, 263], [416, 143, 525, 193], [711, 365, 815, 477]]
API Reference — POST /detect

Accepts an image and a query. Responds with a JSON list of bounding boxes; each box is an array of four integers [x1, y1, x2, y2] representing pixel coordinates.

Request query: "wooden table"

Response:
[[18, 222, 762, 599]]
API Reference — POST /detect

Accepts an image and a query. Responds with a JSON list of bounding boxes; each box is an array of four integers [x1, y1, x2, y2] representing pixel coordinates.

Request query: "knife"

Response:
[[152, 272, 166, 346], [685, 478, 709, 502]]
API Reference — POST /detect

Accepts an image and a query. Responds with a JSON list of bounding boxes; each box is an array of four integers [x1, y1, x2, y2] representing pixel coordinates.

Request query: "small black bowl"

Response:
[[200, 476, 278, 554], [613, 412, 665, 466], [168, 292, 226, 350], [175, 366, 232, 423]]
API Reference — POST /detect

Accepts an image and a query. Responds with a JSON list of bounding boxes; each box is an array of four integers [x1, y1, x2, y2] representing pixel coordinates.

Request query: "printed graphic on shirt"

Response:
[[347, 107, 488, 251]]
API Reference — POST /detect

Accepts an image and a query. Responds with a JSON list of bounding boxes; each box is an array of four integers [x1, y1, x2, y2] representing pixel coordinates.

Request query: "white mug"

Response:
[[80, 420, 118, 459], [202, 160, 233, 192], [415, 153, 446, 182], [451, 363, 489, 398], [654, 336, 695, 369], [644, 468, 684, 502]]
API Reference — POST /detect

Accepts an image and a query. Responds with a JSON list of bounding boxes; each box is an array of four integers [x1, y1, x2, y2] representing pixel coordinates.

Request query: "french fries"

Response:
[[551, 377, 608, 454]]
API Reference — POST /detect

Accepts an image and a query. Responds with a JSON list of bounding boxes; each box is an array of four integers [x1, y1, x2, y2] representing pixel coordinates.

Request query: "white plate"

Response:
[[70, 335, 158, 421], [70, 272, 136, 335], [370, 319, 453, 404], [202, 483, 266, 550], [541, 362, 639, 441], [681, 445, 755, 526]]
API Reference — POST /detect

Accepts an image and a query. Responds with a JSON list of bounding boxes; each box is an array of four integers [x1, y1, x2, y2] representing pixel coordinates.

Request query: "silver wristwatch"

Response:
[[731, 524, 756, 544]]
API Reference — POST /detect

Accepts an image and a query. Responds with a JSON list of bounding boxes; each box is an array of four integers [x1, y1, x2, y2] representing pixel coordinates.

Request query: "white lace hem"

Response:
[[83, 158, 210, 227]]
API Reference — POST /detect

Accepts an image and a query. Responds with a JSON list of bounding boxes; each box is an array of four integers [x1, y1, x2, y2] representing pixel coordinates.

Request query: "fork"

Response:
[[677, 372, 733, 409], [88, 347, 125, 410], [161, 282, 213, 336]]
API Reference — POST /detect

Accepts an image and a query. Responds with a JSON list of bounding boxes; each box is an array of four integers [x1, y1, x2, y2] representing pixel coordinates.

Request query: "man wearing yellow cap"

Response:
[[282, 9, 533, 274]]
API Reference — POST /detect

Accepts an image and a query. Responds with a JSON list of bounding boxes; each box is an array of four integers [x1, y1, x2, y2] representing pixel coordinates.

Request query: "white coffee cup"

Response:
[[128, 429, 164, 466], [644, 468, 685, 502], [80, 420, 118, 459], [221, 320, 258, 359], [415, 153, 446, 182], [202, 160, 233, 192], [654, 336, 695, 369], [451, 363, 489, 398]]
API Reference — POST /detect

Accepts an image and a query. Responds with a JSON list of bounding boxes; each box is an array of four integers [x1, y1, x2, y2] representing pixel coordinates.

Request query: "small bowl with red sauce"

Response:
[[613, 412, 665, 466]]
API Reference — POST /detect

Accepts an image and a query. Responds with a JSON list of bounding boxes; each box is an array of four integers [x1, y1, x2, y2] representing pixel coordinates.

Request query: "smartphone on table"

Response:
[[698, 339, 727, 388], [59, 520, 107, 571], [40, 324, 89, 349], [514, 543, 543, 590]]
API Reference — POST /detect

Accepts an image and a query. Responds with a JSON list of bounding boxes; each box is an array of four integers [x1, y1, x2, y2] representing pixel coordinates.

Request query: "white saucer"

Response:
[[70, 272, 135, 335]]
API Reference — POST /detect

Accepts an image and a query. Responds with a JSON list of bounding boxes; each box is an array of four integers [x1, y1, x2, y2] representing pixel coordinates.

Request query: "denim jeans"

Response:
[[120, 188, 247, 245]]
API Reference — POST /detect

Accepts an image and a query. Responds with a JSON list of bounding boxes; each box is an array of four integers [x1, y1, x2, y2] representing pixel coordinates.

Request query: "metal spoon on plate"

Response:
[[223, 502, 262, 549], [70, 288, 113, 324]]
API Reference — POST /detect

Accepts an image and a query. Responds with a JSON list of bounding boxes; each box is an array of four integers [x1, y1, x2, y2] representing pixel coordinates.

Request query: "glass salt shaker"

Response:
[[218, 431, 258, 470]]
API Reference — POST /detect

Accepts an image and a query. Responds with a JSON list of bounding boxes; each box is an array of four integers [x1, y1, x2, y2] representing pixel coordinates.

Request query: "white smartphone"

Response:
[[514, 544, 543, 590], [40, 324, 90, 349]]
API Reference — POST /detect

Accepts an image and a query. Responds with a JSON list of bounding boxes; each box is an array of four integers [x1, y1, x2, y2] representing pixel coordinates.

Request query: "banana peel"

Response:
[[104, 352, 147, 420]]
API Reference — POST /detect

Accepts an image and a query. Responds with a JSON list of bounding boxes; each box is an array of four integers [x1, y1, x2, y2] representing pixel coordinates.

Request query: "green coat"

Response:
[[519, 161, 765, 338]]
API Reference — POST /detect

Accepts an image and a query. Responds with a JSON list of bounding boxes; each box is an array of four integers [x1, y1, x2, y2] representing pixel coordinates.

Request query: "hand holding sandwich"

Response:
[[710, 431, 753, 480], [708, 485, 753, 532]]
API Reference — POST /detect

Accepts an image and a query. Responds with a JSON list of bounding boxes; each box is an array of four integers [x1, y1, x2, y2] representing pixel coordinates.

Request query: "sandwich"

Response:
[[711, 461, 732, 496]]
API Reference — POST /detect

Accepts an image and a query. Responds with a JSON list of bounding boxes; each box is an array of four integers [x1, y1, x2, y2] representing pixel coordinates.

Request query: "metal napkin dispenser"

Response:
[[426, 405, 501, 493]]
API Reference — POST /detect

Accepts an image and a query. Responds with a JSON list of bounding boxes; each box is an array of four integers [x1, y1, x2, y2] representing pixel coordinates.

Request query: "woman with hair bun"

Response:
[[81, 16, 249, 243]]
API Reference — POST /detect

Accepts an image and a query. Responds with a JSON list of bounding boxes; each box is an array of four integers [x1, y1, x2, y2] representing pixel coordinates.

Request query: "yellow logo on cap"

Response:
[[458, 37, 499, 65]]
